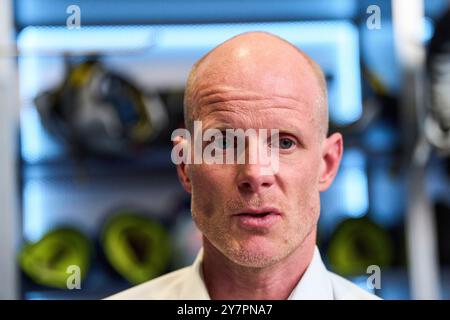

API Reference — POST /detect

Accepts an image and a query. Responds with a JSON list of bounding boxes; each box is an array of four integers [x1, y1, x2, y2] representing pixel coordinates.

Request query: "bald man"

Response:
[[107, 32, 379, 300]]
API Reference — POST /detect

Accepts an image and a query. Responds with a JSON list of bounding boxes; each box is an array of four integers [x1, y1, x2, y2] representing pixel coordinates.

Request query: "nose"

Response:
[[236, 163, 275, 194]]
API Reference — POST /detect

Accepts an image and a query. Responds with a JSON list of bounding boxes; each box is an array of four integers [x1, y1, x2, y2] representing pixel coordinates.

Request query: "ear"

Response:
[[173, 136, 193, 194], [318, 132, 343, 192]]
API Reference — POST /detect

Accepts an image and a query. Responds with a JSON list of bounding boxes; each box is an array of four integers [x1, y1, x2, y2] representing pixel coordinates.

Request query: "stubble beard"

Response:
[[191, 205, 318, 269]]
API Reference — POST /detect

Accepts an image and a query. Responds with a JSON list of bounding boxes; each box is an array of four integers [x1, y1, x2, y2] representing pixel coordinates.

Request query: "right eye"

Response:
[[213, 135, 234, 150]]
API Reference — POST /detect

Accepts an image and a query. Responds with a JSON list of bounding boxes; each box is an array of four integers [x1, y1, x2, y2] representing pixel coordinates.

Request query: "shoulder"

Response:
[[328, 271, 382, 300], [104, 266, 191, 300]]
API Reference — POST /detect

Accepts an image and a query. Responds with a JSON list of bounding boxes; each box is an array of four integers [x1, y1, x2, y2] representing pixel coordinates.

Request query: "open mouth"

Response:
[[237, 211, 273, 217], [233, 209, 281, 229]]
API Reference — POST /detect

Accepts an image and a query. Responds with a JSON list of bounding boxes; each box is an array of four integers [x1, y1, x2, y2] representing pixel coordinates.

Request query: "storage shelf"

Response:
[[21, 146, 177, 180]]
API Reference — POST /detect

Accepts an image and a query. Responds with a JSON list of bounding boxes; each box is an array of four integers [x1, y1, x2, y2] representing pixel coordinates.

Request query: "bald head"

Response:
[[183, 31, 329, 137]]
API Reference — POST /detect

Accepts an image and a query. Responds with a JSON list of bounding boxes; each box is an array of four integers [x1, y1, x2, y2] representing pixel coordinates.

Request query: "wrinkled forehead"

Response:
[[195, 92, 318, 145], [190, 62, 322, 137]]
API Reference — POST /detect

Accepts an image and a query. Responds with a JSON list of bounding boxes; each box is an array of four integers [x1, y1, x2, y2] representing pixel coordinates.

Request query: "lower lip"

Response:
[[233, 213, 281, 230]]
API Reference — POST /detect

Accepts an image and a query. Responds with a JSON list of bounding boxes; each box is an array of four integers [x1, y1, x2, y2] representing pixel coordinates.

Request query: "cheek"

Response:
[[190, 165, 233, 216], [279, 153, 322, 215], [281, 151, 321, 190]]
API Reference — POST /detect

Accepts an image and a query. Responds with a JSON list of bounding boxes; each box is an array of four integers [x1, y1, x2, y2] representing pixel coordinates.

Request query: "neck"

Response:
[[201, 231, 316, 300]]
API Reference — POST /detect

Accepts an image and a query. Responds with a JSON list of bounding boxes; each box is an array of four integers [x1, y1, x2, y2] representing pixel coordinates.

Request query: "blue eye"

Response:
[[271, 137, 296, 150], [214, 136, 233, 149], [279, 138, 294, 149]]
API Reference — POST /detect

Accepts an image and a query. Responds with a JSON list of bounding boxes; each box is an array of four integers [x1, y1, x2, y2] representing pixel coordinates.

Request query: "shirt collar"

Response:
[[179, 247, 211, 299], [287, 246, 334, 300], [183, 246, 334, 300]]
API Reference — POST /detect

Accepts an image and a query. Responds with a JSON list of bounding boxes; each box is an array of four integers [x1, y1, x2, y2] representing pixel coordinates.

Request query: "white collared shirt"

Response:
[[106, 247, 380, 300]]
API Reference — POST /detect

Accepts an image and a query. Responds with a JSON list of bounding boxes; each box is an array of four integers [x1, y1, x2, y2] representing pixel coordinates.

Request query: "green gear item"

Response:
[[19, 228, 91, 289], [101, 212, 171, 285], [327, 217, 393, 277]]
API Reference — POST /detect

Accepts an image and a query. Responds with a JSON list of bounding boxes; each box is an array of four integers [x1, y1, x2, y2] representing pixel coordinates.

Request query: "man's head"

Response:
[[175, 31, 343, 268]]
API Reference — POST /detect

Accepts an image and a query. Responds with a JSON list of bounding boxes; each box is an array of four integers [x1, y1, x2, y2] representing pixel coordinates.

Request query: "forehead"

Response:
[[196, 86, 319, 141]]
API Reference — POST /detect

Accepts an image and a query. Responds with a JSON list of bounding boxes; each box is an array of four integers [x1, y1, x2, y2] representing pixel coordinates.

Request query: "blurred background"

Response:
[[0, 0, 449, 300]]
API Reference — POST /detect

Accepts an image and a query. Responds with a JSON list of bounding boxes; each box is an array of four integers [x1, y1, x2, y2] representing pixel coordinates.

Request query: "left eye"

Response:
[[279, 138, 294, 149], [270, 137, 295, 150]]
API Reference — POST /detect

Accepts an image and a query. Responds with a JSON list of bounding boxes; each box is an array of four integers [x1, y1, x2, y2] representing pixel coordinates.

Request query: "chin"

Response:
[[224, 237, 286, 268]]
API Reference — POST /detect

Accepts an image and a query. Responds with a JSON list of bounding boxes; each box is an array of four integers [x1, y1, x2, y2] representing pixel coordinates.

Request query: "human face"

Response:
[[176, 42, 342, 268], [179, 87, 339, 269]]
